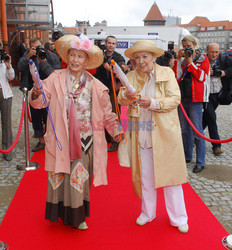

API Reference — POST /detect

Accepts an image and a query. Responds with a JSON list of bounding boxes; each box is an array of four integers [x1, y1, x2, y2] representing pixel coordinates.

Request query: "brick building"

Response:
[[179, 16, 232, 51], [0, 0, 54, 85], [143, 1, 166, 26]]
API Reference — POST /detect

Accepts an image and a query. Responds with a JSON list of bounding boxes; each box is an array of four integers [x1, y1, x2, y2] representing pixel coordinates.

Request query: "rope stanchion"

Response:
[[17, 88, 40, 171], [180, 103, 232, 143], [0, 100, 25, 154]]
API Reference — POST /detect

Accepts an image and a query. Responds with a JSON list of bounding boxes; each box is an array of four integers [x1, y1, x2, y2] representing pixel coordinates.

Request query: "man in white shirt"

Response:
[[0, 48, 15, 161]]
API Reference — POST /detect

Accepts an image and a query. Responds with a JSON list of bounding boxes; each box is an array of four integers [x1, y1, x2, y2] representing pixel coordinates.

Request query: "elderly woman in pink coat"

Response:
[[30, 35, 121, 229]]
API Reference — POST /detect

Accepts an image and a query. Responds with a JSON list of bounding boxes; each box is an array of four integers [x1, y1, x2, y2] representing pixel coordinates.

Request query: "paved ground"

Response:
[[0, 86, 232, 235]]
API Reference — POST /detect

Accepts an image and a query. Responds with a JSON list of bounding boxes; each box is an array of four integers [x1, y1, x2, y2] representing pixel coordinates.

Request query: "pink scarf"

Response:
[[66, 73, 82, 161]]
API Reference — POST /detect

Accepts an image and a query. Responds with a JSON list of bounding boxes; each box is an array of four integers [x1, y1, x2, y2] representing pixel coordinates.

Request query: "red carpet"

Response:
[[0, 107, 229, 249], [0, 150, 229, 249]]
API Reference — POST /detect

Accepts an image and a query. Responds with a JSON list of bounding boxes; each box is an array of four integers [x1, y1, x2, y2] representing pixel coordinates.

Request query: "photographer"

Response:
[[203, 42, 232, 155], [17, 37, 61, 152], [0, 45, 15, 161], [173, 35, 210, 173], [156, 41, 176, 67], [95, 35, 125, 152]]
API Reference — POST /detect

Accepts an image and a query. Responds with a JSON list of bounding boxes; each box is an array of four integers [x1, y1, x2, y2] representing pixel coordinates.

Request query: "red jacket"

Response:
[[173, 54, 210, 102]]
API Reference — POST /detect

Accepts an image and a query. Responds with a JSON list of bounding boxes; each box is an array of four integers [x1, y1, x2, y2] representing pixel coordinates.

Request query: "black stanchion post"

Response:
[[17, 88, 40, 171]]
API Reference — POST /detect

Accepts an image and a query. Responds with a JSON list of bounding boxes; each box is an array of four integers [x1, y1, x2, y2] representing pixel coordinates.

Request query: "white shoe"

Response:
[[178, 224, 189, 233], [78, 222, 88, 230], [136, 217, 147, 226]]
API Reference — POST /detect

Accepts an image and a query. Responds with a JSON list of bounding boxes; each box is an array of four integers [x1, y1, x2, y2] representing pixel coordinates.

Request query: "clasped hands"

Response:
[[126, 91, 151, 108], [114, 133, 125, 143]]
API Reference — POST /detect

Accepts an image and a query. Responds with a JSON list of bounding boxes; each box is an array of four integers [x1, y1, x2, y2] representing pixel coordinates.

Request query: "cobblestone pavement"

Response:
[[0, 87, 232, 234]]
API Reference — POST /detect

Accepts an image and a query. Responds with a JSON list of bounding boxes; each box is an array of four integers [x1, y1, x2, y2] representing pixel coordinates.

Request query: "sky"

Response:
[[53, 0, 232, 27]]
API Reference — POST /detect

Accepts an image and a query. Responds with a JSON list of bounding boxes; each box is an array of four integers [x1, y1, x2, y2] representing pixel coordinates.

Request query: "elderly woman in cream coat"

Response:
[[118, 40, 189, 233], [30, 35, 121, 230]]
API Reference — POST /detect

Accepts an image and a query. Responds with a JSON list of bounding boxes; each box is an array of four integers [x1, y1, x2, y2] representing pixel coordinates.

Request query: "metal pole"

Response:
[[0, 240, 8, 250], [17, 88, 40, 171], [0, 0, 9, 53]]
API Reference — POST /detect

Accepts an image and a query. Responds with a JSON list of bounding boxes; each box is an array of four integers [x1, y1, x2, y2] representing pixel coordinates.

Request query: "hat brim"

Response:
[[55, 35, 103, 69], [125, 44, 164, 59]]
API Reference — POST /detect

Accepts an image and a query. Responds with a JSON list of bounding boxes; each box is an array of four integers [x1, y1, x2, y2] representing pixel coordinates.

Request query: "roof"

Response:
[[143, 2, 166, 22], [179, 16, 232, 30], [64, 27, 78, 34]]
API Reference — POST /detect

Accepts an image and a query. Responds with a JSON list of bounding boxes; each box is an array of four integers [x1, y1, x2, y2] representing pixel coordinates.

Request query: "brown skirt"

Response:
[[45, 145, 93, 227]]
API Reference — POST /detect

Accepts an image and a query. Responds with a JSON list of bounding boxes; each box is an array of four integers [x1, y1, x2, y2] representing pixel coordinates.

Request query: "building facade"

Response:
[[143, 1, 166, 26], [179, 17, 232, 51], [0, 0, 54, 85], [164, 15, 181, 26]]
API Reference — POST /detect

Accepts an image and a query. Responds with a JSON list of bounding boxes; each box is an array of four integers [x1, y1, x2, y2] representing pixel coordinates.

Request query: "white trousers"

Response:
[[140, 146, 188, 227]]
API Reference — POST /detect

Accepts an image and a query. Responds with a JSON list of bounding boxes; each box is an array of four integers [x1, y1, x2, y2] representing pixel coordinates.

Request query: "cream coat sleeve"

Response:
[[117, 86, 134, 107], [154, 68, 181, 113]]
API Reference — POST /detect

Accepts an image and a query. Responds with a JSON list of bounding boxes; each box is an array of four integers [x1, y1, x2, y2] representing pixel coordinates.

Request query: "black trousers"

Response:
[[29, 105, 47, 138], [203, 93, 221, 149], [0, 89, 12, 157]]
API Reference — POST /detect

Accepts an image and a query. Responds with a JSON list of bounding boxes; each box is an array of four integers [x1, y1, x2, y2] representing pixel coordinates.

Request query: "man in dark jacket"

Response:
[[95, 35, 125, 152], [203, 42, 232, 155], [17, 37, 61, 152]]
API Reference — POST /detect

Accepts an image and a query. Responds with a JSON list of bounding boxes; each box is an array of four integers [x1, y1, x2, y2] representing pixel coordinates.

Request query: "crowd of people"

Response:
[[0, 31, 231, 234]]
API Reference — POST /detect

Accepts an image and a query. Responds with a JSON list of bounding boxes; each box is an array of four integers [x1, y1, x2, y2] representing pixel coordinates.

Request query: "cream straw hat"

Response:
[[125, 39, 164, 59]]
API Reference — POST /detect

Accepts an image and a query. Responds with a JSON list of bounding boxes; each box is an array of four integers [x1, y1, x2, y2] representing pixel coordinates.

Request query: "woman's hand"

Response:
[[126, 91, 136, 100], [139, 96, 151, 108], [103, 62, 111, 71], [4, 55, 12, 69], [31, 87, 42, 100], [114, 133, 125, 142], [177, 49, 184, 60]]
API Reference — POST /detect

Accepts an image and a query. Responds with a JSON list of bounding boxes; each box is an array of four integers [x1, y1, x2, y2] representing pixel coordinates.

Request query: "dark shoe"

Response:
[[213, 148, 223, 155], [108, 144, 118, 152], [186, 160, 191, 164], [32, 142, 45, 152], [3, 154, 12, 162], [193, 165, 204, 173]]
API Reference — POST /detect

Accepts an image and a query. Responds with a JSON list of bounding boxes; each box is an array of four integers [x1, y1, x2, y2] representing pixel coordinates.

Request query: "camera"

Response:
[[184, 47, 194, 58], [168, 41, 174, 51], [212, 65, 222, 77], [0, 49, 10, 62], [164, 50, 174, 61], [35, 46, 47, 60]]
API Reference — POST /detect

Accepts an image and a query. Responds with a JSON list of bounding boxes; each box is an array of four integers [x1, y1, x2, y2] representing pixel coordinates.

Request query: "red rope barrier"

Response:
[[0, 100, 26, 154], [180, 103, 232, 143]]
